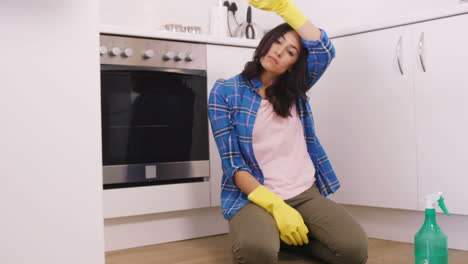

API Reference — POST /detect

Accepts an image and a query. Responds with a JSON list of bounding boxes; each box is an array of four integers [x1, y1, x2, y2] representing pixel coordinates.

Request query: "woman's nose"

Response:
[[274, 45, 286, 57], [273, 48, 283, 57]]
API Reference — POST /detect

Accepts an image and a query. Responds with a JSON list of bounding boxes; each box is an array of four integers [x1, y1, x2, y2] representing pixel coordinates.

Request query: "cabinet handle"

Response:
[[419, 32, 427, 72], [396, 36, 404, 75]]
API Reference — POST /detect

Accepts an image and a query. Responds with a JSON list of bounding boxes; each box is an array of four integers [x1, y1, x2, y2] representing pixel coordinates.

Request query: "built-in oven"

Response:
[[100, 34, 209, 189]]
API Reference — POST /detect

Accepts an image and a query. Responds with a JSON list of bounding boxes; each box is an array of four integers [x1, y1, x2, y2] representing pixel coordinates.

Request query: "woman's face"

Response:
[[260, 30, 301, 76]]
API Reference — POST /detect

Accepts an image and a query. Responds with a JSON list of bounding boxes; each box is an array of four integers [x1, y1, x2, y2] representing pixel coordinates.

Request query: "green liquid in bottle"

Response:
[[414, 209, 448, 264]]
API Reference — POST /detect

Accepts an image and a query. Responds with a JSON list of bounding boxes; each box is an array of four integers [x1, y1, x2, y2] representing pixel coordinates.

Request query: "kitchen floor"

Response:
[[105, 234, 468, 264]]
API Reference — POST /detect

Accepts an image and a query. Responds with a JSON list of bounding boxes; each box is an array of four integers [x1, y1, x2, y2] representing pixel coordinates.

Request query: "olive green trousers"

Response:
[[229, 184, 368, 264]]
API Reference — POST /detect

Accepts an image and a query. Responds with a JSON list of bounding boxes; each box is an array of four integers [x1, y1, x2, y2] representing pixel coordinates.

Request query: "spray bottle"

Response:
[[414, 192, 451, 264]]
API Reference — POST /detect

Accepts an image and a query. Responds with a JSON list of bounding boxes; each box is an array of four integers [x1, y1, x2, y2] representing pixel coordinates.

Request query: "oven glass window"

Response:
[[101, 70, 208, 165]]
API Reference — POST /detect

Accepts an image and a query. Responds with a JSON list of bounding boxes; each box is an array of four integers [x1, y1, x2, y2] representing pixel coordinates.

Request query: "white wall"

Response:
[[99, 0, 464, 36], [0, 1, 104, 263]]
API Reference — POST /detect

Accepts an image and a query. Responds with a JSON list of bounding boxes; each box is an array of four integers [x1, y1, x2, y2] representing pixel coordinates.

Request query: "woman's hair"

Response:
[[242, 23, 309, 118]]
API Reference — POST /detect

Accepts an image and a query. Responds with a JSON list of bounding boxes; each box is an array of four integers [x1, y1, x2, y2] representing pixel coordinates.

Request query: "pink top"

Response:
[[252, 99, 316, 200]]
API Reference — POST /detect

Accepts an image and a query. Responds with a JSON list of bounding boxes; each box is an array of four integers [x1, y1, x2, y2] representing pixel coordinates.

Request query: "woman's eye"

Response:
[[288, 51, 295, 56]]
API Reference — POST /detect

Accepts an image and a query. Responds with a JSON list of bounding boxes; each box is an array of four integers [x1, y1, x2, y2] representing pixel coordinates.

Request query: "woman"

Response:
[[208, 0, 368, 263]]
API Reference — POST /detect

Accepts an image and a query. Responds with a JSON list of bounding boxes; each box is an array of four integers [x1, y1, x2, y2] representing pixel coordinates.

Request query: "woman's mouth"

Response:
[[267, 55, 278, 64]]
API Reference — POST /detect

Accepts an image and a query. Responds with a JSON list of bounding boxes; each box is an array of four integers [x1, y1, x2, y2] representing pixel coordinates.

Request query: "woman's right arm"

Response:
[[234, 170, 260, 195], [208, 79, 257, 193]]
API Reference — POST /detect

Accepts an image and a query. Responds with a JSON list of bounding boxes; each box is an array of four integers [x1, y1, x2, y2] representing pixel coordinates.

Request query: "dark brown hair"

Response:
[[242, 23, 309, 118]]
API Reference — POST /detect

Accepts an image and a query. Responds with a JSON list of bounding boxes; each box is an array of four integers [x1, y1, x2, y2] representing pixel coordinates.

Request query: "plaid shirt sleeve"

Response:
[[208, 79, 252, 179], [302, 29, 336, 88]]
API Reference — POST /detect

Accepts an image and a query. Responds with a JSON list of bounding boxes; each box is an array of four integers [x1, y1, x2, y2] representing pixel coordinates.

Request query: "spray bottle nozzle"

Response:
[[424, 192, 451, 216], [437, 197, 451, 216]]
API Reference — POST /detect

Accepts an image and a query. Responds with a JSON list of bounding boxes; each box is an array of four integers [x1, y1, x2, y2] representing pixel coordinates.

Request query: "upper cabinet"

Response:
[[309, 14, 468, 214], [206, 45, 255, 207]]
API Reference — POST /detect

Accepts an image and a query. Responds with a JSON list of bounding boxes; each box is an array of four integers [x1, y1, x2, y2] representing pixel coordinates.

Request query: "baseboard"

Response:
[[343, 204, 468, 251], [104, 206, 228, 251], [104, 204, 468, 252]]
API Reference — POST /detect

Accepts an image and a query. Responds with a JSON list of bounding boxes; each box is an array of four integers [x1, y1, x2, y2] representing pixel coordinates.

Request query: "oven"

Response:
[[100, 34, 209, 188]]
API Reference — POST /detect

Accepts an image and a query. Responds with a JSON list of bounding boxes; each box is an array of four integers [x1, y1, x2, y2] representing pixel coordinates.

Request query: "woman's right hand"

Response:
[[248, 185, 309, 246]]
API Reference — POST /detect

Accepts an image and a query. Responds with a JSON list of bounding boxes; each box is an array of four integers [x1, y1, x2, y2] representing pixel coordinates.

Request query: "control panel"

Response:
[[99, 34, 207, 70]]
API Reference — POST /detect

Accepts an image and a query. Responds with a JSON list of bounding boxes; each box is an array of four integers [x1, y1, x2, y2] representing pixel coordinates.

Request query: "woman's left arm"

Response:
[[302, 28, 336, 87], [296, 21, 321, 41]]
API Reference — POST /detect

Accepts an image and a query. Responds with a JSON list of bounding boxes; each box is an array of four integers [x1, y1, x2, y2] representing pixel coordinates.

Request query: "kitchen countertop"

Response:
[[100, 25, 261, 48], [100, 5, 468, 47]]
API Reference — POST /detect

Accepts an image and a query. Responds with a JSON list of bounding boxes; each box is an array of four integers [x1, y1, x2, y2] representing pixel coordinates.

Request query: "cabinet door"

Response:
[[309, 27, 419, 209], [206, 45, 255, 207], [412, 14, 468, 215]]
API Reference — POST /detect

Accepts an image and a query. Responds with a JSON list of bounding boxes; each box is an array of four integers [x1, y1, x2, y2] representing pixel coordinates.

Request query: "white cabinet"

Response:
[[4, 1, 104, 263], [309, 14, 468, 214], [412, 14, 468, 214], [206, 44, 255, 206], [309, 27, 418, 210]]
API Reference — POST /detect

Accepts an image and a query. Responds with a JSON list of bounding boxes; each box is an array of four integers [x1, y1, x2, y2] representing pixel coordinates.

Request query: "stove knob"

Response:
[[99, 46, 108, 56], [122, 48, 133, 57], [109, 47, 121, 56], [185, 53, 194, 62], [174, 52, 186, 61], [143, 49, 155, 59], [163, 51, 175, 61]]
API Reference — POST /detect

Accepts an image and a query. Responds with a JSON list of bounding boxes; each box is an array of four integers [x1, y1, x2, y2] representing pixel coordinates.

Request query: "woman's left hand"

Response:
[[248, 0, 307, 29], [248, 0, 284, 12]]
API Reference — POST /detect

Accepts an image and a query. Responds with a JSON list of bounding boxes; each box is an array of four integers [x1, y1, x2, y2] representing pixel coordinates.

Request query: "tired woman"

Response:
[[208, 0, 368, 263]]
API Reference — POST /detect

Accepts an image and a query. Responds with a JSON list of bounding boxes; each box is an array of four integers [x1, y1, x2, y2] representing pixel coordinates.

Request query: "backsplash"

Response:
[[99, 0, 281, 35]]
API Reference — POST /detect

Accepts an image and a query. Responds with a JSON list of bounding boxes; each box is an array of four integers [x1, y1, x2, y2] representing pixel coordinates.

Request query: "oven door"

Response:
[[100, 67, 209, 188]]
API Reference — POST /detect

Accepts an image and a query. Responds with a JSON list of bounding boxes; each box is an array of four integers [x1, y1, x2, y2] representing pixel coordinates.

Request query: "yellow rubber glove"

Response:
[[248, 0, 307, 29], [248, 185, 309, 246]]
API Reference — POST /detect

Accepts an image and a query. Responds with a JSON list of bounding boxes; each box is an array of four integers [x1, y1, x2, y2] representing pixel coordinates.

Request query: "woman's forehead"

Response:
[[280, 31, 301, 48]]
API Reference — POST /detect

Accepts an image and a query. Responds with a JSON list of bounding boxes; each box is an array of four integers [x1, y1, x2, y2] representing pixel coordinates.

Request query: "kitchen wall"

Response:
[[1, 1, 104, 263], [99, 0, 462, 36], [99, 0, 277, 33], [99, 0, 468, 252], [0, 1, 465, 261]]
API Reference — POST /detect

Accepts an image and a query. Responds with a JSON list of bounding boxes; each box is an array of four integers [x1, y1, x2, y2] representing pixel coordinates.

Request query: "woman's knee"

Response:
[[333, 229, 368, 264], [232, 239, 279, 264], [229, 203, 280, 263]]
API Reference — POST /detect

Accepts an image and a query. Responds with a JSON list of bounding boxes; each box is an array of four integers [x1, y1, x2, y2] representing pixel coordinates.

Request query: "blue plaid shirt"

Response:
[[208, 29, 339, 220]]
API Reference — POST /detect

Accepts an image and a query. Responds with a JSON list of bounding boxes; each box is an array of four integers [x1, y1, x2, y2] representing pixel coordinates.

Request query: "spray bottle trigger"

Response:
[[437, 197, 451, 216]]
